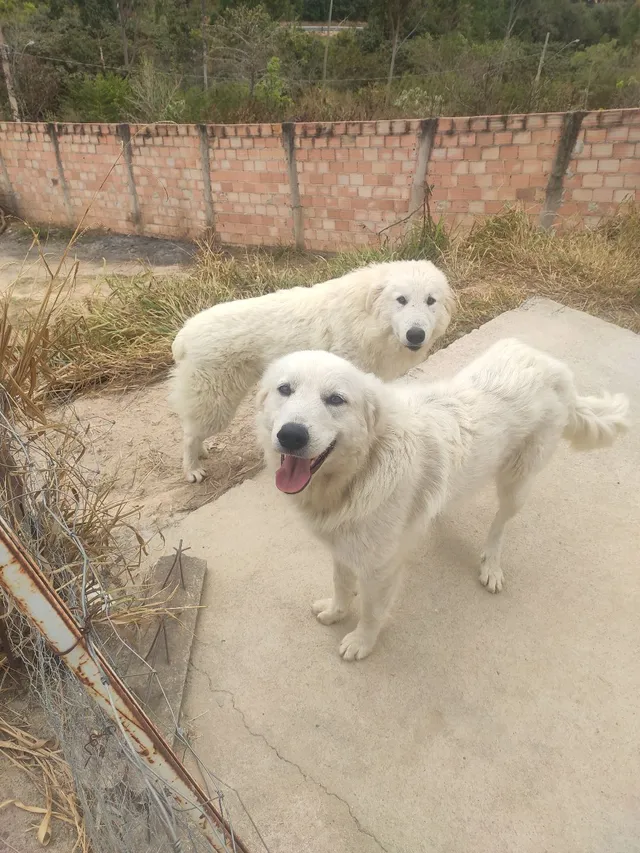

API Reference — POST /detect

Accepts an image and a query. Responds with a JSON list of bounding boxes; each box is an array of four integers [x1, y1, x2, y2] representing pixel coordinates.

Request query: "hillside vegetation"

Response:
[[0, 0, 639, 124]]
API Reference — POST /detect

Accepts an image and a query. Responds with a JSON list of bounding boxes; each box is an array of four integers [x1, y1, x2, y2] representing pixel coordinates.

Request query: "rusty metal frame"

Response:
[[0, 515, 252, 853]]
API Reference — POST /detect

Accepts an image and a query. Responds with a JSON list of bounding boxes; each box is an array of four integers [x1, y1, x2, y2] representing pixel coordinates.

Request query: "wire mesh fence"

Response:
[[0, 277, 269, 853]]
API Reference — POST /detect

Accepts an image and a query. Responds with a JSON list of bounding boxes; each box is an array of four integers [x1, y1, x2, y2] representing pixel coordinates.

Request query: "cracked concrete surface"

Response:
[[163, 300, 640, 853], [186, 655, 388, 852]]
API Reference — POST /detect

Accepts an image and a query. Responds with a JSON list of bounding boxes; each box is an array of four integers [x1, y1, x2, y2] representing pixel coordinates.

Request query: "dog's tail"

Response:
[[171, 331, 186, 362], [564, 391, 630, 451]]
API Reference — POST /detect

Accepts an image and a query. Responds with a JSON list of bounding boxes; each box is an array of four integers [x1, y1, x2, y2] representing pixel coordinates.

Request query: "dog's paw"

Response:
[[479, 555, 503, 593], [339, 630, 375, 662], [312, 598, 347, 625], [186, 468, 207, 484]]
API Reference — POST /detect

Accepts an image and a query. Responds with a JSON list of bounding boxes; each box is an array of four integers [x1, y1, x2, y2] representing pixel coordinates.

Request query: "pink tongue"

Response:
[[276, 455, 312, 494]]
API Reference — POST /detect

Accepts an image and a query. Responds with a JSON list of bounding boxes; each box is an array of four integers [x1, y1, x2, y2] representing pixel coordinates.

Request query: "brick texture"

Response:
[[0, 109, 638, 251]]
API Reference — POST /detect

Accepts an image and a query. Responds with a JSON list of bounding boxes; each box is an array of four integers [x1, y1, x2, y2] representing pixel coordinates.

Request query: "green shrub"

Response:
[[62, 73, 132, 123], [255, 57, 293, 115], [127, 58, 186, 123]]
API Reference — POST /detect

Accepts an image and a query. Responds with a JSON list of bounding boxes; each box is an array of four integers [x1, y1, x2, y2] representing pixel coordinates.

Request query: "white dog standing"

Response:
[[170, 260, 453, 482], [256, 341, 629, 661]]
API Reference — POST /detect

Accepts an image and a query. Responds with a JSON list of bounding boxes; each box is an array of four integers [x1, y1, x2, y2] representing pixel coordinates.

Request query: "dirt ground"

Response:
[[0, 224, 264, 537], [0, 225, 196, 316], [68, 380, 263, 540]]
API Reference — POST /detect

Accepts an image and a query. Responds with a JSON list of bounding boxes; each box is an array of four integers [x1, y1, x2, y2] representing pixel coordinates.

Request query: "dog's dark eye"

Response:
[[426, 295, 436, 306], [325, 394, 346, 407], [396, 296, 407, 306], [278, 383, 292, 396]]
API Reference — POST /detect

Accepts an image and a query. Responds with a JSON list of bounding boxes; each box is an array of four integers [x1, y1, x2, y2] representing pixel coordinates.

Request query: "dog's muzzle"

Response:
[[405, 326, 426, 350], [276, 422, 309, 452]]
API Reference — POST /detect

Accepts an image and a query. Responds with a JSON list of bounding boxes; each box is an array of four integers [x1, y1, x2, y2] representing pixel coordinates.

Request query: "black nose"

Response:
[[406, 326, 426, 346], [277, 422, 309, 451]]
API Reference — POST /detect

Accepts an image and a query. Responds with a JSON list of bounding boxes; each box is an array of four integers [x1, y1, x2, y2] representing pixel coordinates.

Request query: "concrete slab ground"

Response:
[[163, 299, 640, 853]]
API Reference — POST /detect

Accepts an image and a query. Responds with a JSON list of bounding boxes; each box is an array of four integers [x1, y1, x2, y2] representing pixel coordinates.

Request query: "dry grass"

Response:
[[43, 207, 640, 395], [0, 717, 88, 852], [445, 207, 640, 340]]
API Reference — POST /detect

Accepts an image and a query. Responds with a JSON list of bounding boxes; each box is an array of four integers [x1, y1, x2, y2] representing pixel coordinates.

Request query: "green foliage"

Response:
[[221, 0, 302, 20], [1, 0, 640, 123], [393, 87, 443, 116], [301, 0, 370, 23], [276, 23, 323, 85], [209, 3, 279, 94], [570, 39, 640, 108], [70, 0, 116, 31], [0, 0, 38, 22], [127, 57, 187, 122], [254, 56, 293, 112], [620, 1, 640, 46], [62, 73, 131, 122], [325, 28, 388, 84]]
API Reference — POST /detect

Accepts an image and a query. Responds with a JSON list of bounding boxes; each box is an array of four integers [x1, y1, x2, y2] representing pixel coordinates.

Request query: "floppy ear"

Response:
[[444, 287, 458, 322], [254, 385, 269, 409], [432, 285, 458, 342], [363, 377, 383, 434], [365, 280, 386, 314]]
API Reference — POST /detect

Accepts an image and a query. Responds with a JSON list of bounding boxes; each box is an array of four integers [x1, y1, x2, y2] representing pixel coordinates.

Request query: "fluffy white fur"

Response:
[[170, 260, 454, 482], [256, 340, 630, 662]]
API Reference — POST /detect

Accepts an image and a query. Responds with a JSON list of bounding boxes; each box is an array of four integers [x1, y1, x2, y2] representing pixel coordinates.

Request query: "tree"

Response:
[[201, 0, 208, 89], [209, 4, 278, 96], [0, 0, 44, 121], [620, 0, 640, 46], [374, 0, 425, 105], [503, 0, 525, 42], [0, 23, 19, 120], [68, 0, 135, 68], [72, 0, 116, 30], [114, 0, 136, 68], [301, 0, 369, 23], [220, 0, 302, 21]]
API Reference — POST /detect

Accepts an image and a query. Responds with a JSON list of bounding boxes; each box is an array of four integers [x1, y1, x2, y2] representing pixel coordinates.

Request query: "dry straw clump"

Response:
[[0, 717, 88, 852], [45, 207, 640, 396]]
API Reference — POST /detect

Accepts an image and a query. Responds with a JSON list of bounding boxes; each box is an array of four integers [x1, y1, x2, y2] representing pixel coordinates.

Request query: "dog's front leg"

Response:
[[312, 559, 356, 625], [339, 561, 401, 662]]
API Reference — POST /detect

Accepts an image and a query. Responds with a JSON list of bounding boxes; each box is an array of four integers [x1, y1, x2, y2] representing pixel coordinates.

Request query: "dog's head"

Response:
[[256, 350, 381, 495], [365, 260, 454, 352]]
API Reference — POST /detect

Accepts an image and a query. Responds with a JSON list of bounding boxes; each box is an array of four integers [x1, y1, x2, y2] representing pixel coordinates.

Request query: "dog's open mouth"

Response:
[[275, 441, 336, 494]]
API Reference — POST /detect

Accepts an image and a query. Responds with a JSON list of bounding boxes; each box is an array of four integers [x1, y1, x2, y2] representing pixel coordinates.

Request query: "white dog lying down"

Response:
[[256, 340, 630, 661], [170, 260, 453, 483]]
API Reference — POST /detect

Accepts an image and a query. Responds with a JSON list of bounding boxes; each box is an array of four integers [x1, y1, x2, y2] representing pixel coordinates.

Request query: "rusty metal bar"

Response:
[[0, 515, 252, 853]]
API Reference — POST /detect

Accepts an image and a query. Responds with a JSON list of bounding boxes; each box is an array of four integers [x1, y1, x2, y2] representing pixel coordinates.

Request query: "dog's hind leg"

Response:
[[176, 362, 258, 484], [479, 476, 533, 593], [182, 423, 211, 484], [339, 562, 402, 661], [312, 560, 357, 625], [480, 424, 562, 592], [181, 393, 243, 483]]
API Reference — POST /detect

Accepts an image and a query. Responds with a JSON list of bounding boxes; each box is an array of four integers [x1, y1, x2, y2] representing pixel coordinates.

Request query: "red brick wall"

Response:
[[562, 112, 640, 225], [295, 120, 418, 251], [209, 124, 292, 246], [56, 124, 131, 232], [430, 114, 561, 221], [0, 110, 638, 252]]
